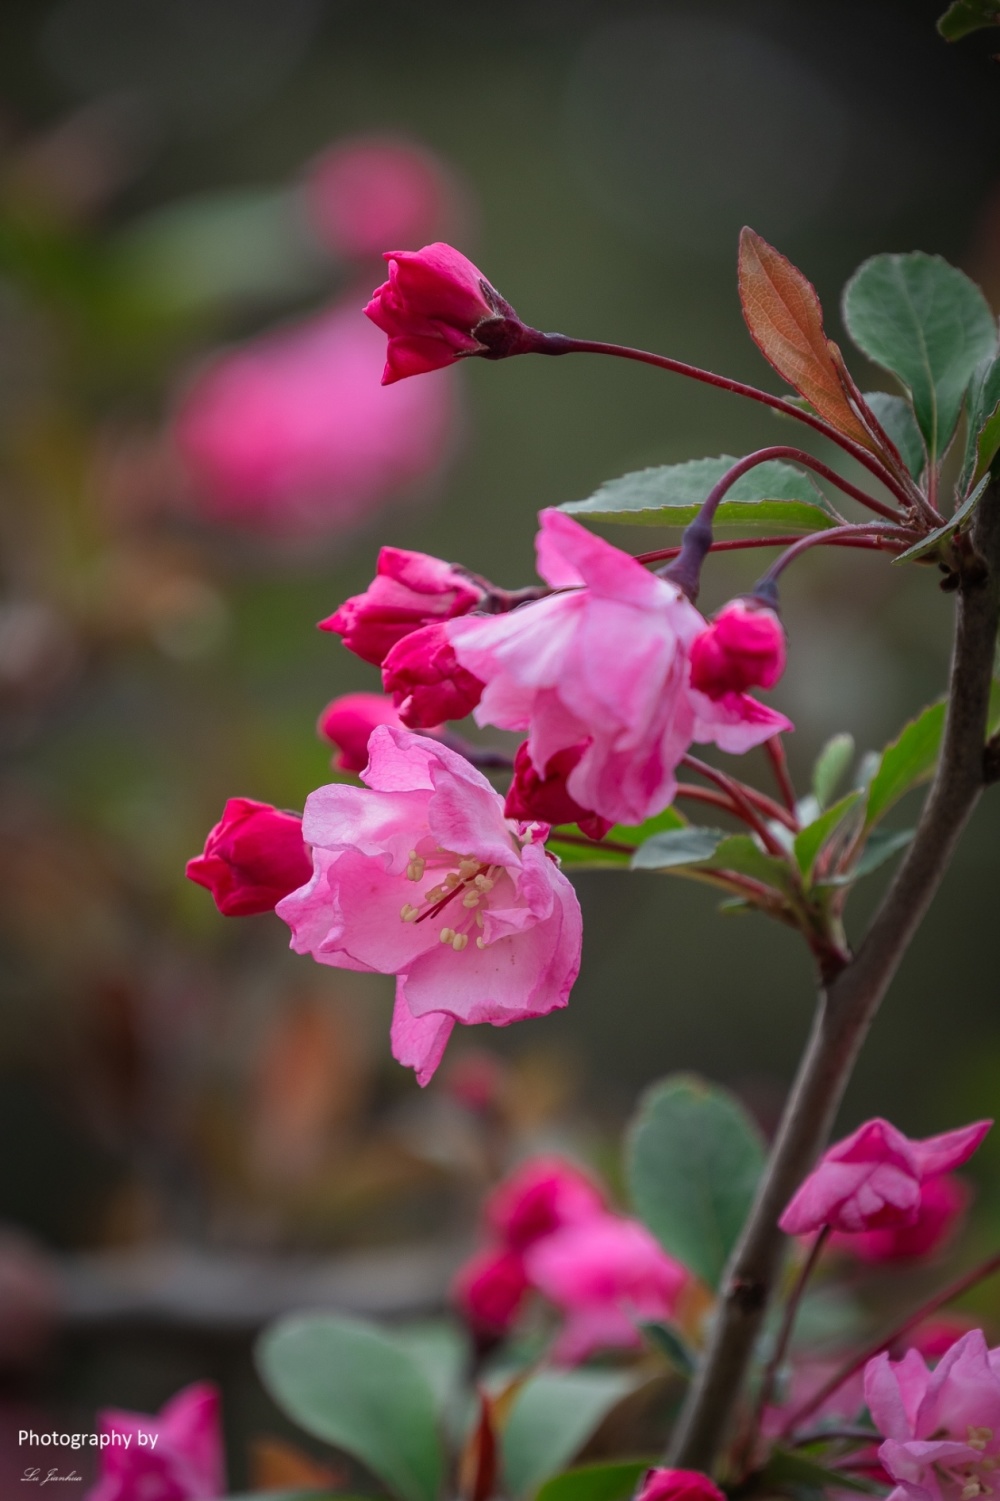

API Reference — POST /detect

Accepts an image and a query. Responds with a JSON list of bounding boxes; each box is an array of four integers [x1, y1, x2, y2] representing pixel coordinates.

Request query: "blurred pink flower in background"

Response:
[[86, 1381, 224, 1501], [302, 136, 461, 262], [636, 1470, 726, 1501], [453, 1244, 531, 1337], [485, 1155, 605, 1250], [174, 302, 457, 537]]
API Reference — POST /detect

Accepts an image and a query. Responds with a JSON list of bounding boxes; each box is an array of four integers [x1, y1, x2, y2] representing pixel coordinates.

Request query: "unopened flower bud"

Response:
[[689, 599, 786, 699], [504, 742, 612, 841], [365, 243, 530, 384], [320, 546, 484, 666], [186, 799, 311, 917], [381, 621, 483, 727], [452, 1245, 530, 1336], [317, 693, 404, 772], [636, 1470, 726, 1501]]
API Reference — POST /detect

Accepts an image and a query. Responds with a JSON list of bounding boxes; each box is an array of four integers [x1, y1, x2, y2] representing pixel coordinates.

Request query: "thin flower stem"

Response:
[[780, 1247, 1000, 1439], [676, 782, 797, 833], [667, 481, 1000, 1472], [681, 755, 788, 854], [739, 1227, 831, 1472], [548, 830, 637, 856], [758, 524, 908, 586], [765, 737, 798, 817], [634, 535, 892, 567], [688, 444, 902, 525], [539, 336, 915, 511], [788, 1426, 880, 1449]]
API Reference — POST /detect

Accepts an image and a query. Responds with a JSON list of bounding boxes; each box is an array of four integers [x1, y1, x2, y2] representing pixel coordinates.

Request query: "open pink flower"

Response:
[[186, 799, 312, 917], [779, 1118, 991, 1236], [690, 599, 786, 698], [866, 1330, 1000, 1501], [382, 621, 484, 727], [504, 742, 613, 842], [525, 1213, 689, 1364], [322, 546, 483, 666], [832, 1174, 970, 1263], [174, 303, 455, 537], [637, 1470, 726, 1501], [366, 243, 518, 384], [317, 692, 405, 772], [485, 1156, 606, 1251], [275, 727, 582, 1085], [448, 510, 791, 827], [86, 1381, 224, 1501]]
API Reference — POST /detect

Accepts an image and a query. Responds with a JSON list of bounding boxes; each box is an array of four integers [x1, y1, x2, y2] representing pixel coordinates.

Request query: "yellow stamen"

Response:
[[400, 903, 419, 922], [452, 932, 469, 951], [462, 890, 480, 908], [476, 936, 486, 949], [439, 927, 455, 944]]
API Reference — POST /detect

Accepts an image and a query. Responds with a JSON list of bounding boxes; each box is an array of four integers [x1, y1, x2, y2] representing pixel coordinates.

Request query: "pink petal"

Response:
[[390, 989, 455, 1086], [910, 1121, 992, 1179]]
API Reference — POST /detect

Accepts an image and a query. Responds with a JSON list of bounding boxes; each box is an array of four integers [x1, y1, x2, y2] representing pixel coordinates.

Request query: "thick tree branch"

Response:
[[667, 482, 1000, 1473]]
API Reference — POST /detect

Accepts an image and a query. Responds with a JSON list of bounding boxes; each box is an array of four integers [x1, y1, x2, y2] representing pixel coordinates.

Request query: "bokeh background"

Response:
[[2, 0, 1000, 1490]]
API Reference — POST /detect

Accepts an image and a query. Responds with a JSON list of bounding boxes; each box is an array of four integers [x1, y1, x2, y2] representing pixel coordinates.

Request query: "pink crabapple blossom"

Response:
[[365, 243, 521, 384], [452, 1245, 531, 1337], [321, 545, 484, 667], [303, 137, 457, 262], [484, 1155, 607, 1251], [275, 726, 582, 1085], [174, 304, 455, 537], [689, 598, 786, 698], [317, 692, 405, 772], [381, 620, 484, 726], [635, 1470, 727, 1501], [830, 1173, 970, 1263], [865, 1329, 1000, 1501], [186, 799, 312, 917], [86, 1381, 225, 1501], [779, 1117, 991, 1237], [448, 509, 792, 827]]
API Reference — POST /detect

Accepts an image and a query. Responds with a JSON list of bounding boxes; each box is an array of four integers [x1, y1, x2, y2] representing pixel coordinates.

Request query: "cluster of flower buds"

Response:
[[454, 1156, 689, 1363]]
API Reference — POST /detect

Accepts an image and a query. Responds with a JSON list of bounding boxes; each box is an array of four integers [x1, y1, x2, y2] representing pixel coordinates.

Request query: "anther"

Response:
[[476, 936, 486, 949], [970, 1431, 994, 1453], [458, 858, 480, 879], [452, 933, 469, 951], [440, 927, 455, 944], [475, 911, 484, 928], [424, 884, 447, 903], [400, 903, 419, 922], [444, 872, 460, 890], [462, 891, 480, 908], [406, 853, 425, 881], [474, 874, 494, 892]]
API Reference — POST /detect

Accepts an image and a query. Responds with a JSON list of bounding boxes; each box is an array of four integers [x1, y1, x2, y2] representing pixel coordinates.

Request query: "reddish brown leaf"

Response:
[[738, 228, 877, 452]]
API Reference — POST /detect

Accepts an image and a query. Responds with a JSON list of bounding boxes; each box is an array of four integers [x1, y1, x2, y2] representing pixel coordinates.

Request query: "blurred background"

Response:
[[2, 0, 1000, 1489]]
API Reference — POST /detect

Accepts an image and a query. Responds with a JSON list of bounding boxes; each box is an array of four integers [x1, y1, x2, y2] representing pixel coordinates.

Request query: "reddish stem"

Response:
[[759, 524, 909, 586], [681, 755, 788, 855], [766, 736, 798, 817], [635, 535, 898, 567]]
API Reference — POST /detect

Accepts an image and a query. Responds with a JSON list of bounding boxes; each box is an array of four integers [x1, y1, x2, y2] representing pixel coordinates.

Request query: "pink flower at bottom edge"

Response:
[[275, 725, 582, 1085], [86, 1380, 225, 1501], [637, 1470, 726, 1501]]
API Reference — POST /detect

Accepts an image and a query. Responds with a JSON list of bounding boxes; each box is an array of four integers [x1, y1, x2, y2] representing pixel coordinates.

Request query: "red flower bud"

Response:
[[365, 243, 524, 384], [636, 1471, 726, 1501], [504, 742, 612, 842], [689, 599, 786, 699], [320, 546, 483, 666], [381, 621, 483, 727], [833, 1174, 969, 1264], [186, 799, 311, 917], [317, 693, 404, 772], [452, 1245, 530, 1335]]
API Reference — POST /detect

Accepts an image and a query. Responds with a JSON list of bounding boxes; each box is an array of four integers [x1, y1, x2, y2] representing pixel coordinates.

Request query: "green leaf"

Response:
[[708, 834, 794, 892], [501, 1371, 635, 1501], [641, 1321, 696, 1376], [862, 391, 926, 477], [534, 1461, 653, 1501], [631, 827, 727, 871], [812, 733, 855, 809], [864, 700, 946, 828], [760, 1448, 883, 1497], [892, 473, 991, 565], [842, 253, 997, 461], [256, 1314, 444, 1501], [559, 457, 837, 531], [821, 827, 915, 887], [963, 353, 1000, 487], [938, 0, 1000, 40], [793, 792, 861, 882], [392, 1321, 468, 1418], [626, 1074, 766, 1288], [550, 807, 688, 870]]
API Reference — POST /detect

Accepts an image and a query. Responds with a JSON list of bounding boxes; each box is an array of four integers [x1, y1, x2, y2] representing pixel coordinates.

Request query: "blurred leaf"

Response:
[[626, 1074, 766, 1288], [249, 1435, 343, 1493], [631, 827, 727, 871], [821, 828, 915, 887], [535, 1461, 653, 1501], [551, 807, 688, 869], [812, 734, 855, 809], [501, 1371, 635, 1501], [938, 0, 1000, 39], [256, 1314, 444, 1501], [842, 253, 997, 460], [641, 1321, 696, 1376], [738, 228, 877, 450], [862, 391, 926, 477], [559, 457, 836, 531], [793, 792, 861, 882], [759, 1448, 882, 1497], [962, 354, 1000, 487], [393, 1320, 469, 1418], [893, 474, 991, 564]]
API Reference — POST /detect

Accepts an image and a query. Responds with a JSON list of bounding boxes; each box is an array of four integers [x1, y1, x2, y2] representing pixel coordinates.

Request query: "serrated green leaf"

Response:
[[559, 457, 837, 531], [892, 473, 991, 565], [501, 1372, 635, 1501], [631, 827, 727, 871], [534, 1461, 653, 1501], [862, 391, 926, 478], [938, 0, 1000, 40], [793, 791, 861, 882], [642, 1321, 696, 1376], [255, 1315, 444, 1501], [812, 733, 855, 809], [843, 253, 997, 461], [864, 700, 946, 828], [962, 353, 1000, 489], [626, 1074, 766, 1289]]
